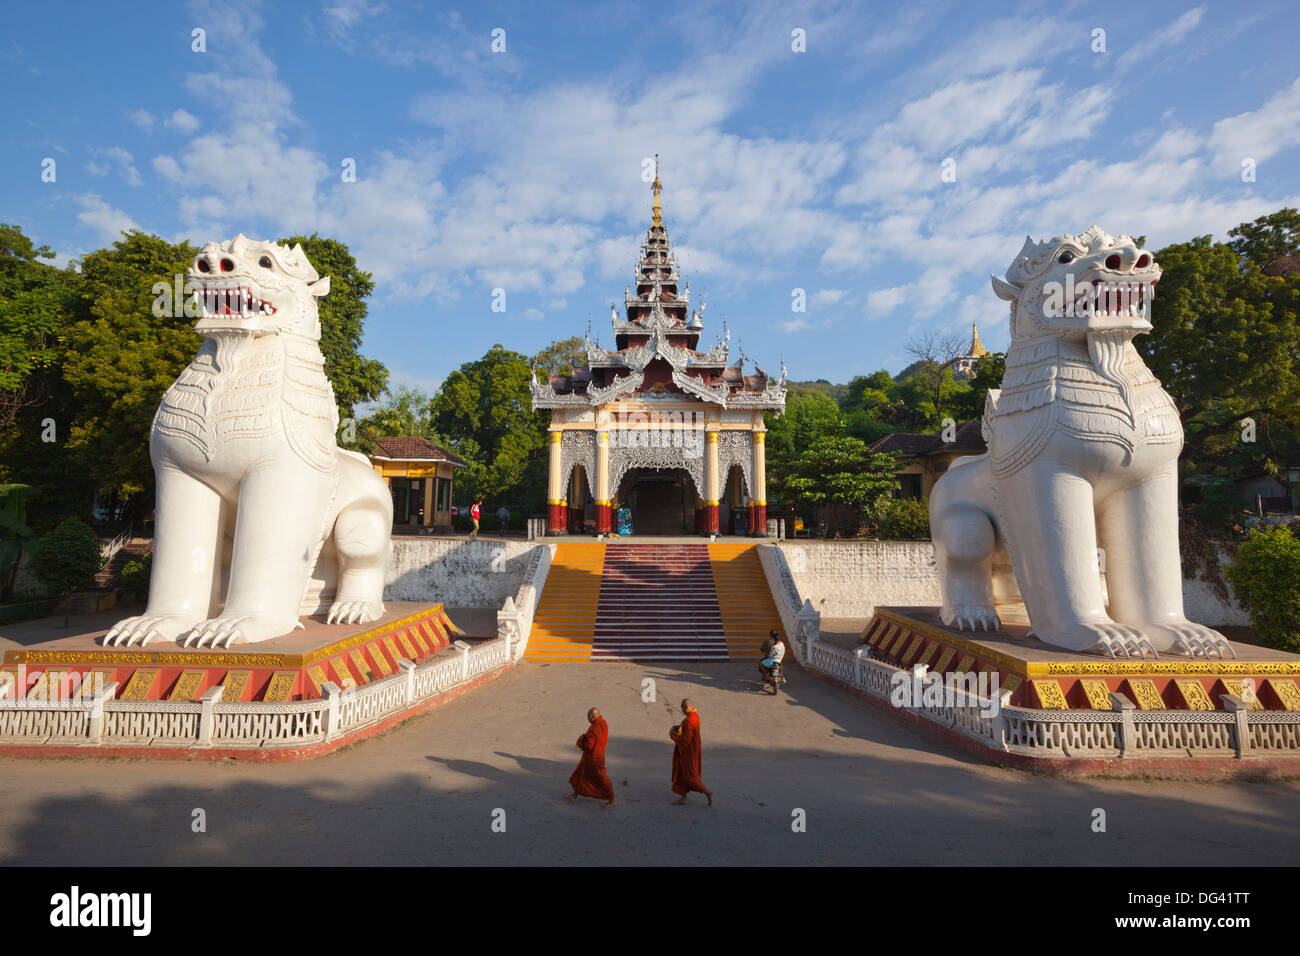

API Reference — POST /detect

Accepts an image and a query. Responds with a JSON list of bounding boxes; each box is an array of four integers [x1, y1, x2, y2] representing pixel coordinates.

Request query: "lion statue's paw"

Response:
[[1046, 621, 1153, 659], [945, 604, 1001, 633], [1143, 621, 1235, 659], [327, 600, 385, 626], [183, 616, 279, 648], [103, 614, 196, 647]]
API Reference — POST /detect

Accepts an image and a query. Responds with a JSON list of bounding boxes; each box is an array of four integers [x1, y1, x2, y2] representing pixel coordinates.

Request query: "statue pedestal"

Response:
[[2, 603, 461, 704], [862, 607, 1300, 712]]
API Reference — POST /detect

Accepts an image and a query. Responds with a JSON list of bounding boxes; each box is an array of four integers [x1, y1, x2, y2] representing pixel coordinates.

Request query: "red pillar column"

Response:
[[748, 502, 767, 536], [596, 502, 613, 533]]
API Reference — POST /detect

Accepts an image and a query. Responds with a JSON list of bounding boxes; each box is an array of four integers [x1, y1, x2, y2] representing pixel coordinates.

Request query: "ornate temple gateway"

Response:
[[531, 164, 787, 536]]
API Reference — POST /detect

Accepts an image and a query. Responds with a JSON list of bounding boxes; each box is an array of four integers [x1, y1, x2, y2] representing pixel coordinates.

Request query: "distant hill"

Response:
[[787, 379, 848, 404]]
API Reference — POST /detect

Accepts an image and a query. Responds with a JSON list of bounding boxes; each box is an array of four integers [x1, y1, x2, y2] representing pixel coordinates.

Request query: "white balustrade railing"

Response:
[[757, 546, 1300, 762], [0, 636, 515, 753], [497, 543, 555, 660]]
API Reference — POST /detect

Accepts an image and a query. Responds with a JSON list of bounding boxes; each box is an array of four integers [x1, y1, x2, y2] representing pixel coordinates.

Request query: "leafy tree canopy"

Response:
[[429, 344, 547, 501], [531, 336, 586, 377], [279, 234, 387, 414]]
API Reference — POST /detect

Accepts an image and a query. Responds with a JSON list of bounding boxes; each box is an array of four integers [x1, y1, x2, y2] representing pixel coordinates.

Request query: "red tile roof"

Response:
[[370, 436, 468, 467], [870, 420, 986, 458]]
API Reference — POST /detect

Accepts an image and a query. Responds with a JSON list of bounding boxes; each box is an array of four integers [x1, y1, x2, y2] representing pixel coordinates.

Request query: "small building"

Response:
[[871, 420, 987, 498], [368, 437, 467, 532]]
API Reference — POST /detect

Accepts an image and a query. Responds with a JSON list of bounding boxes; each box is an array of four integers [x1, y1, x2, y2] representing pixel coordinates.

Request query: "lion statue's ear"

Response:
[[990, 274, 1021, 302], [308, 276, 331, 297]]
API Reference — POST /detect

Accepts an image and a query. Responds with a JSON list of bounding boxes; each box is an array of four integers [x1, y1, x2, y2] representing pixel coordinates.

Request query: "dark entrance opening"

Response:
[[620, 468, 694, 534]]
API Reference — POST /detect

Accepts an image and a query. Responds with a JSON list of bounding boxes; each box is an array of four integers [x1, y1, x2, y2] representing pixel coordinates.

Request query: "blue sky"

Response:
[[3, 0, 1299, 395]]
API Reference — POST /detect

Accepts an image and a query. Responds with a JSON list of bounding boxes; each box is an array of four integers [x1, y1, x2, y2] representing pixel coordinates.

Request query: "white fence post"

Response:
[[1220, 694, 1251, 758], [1108, 692, 1136, 756], [400, 659, 416, 705], [197, 686, 223, 746], [455, 640, 471, 682], [87, 681, 117, 745], [323, 681, 341, 738]]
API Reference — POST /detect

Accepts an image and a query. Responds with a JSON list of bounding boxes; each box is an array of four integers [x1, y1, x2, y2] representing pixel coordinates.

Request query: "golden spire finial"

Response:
[[652, 154, 662, 229], [969, 321, 988, 357]]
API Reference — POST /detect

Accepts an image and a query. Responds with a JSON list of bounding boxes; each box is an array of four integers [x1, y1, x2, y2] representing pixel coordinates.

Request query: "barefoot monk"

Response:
[[670, 698, 713, 806], [567, 707, 616, 807]]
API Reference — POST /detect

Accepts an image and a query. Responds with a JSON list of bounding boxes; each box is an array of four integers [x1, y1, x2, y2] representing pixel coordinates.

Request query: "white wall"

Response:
[[385, 538, 537, 607], [776, 541, 1249, 627]]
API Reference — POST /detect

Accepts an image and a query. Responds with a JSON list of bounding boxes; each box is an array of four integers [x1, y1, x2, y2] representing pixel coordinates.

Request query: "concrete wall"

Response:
[[386, 538, 537, 608], [776, 540, 1249, 627]]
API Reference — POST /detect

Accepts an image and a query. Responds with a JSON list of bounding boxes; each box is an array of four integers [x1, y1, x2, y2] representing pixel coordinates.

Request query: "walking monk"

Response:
[[669, 698, 713, 806], [567, 707, 616, 807]]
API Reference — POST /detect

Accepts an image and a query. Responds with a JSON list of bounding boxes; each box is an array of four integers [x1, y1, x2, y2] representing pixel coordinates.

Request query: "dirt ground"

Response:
[[0, 659, 1296, 866]]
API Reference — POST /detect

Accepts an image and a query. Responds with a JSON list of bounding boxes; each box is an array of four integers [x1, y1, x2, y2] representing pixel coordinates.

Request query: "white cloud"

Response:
[[74, 194, 139, 244], [166, 109, 199, 133], [1116, 6, 1206, 75], [810, 289, 848, 308], [86, 146, 142, 187], [128, 109, 155, 131], [1208, 77, 1300, 177]]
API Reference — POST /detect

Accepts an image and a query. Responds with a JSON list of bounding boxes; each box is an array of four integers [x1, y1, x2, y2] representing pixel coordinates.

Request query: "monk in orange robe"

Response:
[[670, 698, 713, 805], [567, 707, 616, 807]]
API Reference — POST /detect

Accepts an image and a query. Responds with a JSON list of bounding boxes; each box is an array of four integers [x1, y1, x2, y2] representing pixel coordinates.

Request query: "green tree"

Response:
[[352, 385, 443, 453], [948, 352, 1006, 422], [0, 224, 80, 428], [782, 435, 900, 534], [28, 517, 101, 626], [1227, 208, 1300, 269], [1138, 231, 1300, 463], [765, 388, 845, 500], [279, 234, 387, 414], [60, 230, 200, 496], [1225, 526, 1300, 652], [0, 484, 38, 599], [429, 344, 547, 502], [531, 336, 586, 377]]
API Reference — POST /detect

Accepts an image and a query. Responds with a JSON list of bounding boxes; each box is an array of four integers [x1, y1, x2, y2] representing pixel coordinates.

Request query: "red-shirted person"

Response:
[[469, 499, 482, 539]]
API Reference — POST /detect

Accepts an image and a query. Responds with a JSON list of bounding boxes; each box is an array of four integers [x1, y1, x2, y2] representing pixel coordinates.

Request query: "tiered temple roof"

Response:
[[531, 161, 786, 411]]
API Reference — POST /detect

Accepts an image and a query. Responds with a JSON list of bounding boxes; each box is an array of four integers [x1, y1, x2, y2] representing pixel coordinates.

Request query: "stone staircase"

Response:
[[525, 541, 784, 662]]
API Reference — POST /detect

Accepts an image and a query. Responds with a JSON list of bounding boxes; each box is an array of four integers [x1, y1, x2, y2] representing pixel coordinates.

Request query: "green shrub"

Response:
[[119, 552, 152, 602], [1225, 525, 1300, 652], [29, 518, 102, 626], [878, 497, 931, 540]]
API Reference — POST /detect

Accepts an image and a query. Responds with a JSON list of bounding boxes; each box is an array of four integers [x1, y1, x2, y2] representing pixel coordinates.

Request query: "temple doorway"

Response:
[[619, 468, 694, 535]]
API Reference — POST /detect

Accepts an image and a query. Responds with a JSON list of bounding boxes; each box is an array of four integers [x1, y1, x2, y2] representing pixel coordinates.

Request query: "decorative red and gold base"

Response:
[[547, 500, 567, 534], [1, 603, 462, 705], [595, 502, 612, 533], [701, 501, 719, 534], [861, 607, 1300, 712]]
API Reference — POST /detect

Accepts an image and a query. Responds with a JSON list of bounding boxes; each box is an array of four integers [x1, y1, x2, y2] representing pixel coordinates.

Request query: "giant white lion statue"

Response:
[[929, 226, 1233, 660], [105, 235, 393, 648]]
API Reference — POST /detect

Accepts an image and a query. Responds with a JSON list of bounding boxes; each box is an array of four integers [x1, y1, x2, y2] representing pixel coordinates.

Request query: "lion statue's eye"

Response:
[[1057, 251, 1075, 264], [258, 256, 273, 269]]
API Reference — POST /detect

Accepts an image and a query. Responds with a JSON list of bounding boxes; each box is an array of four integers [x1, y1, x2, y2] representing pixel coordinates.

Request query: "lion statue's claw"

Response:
[[103, 614, 194, 647], [327, 600, 384, 626]]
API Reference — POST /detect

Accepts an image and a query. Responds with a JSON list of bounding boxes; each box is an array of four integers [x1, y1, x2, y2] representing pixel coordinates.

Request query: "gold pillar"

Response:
[[547, 430, 565, 533], [595, 430, 612, 532], [703, 430, 719, 533]]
